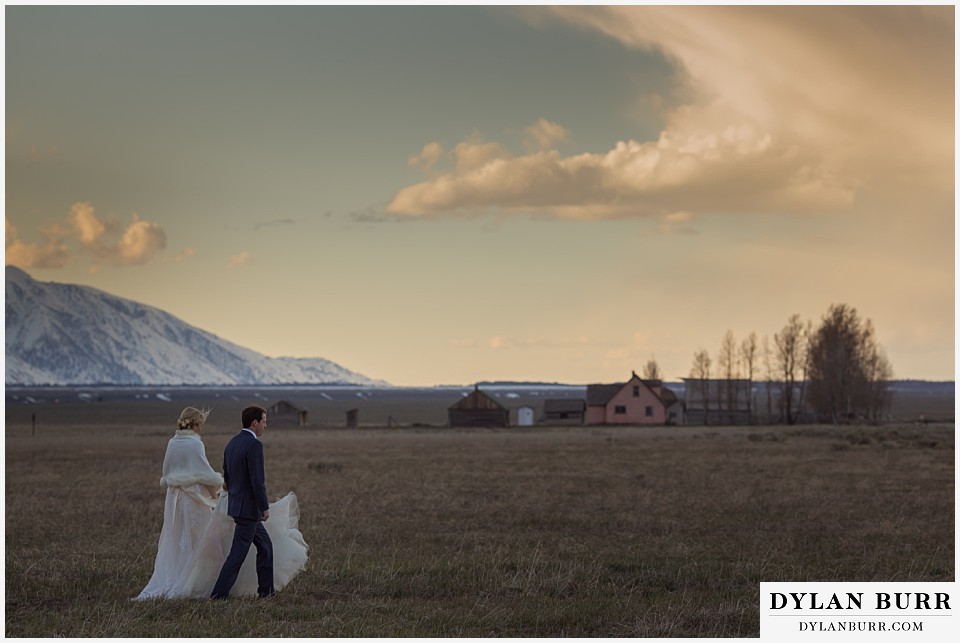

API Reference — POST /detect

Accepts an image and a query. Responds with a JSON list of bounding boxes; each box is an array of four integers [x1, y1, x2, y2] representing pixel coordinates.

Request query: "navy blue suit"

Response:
[[211, 429, 274, 598]]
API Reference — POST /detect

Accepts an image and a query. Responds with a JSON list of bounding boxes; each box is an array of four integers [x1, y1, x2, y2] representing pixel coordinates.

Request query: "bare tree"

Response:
[[690, 348, 712, 425], [861, 325, 894, 422], [796, 319, 813, 419], [717, 330, 738, 423], [762, 335, 775, 423], [740, 331, 758, 424], [775, 314, 807, 425], [807, 304, 893, 423], [642, 356, 662, 381]]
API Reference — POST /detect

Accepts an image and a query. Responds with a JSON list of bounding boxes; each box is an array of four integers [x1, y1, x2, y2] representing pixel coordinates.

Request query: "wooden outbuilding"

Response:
[[543, 399, 586, 424], [345, 408, 359, 428], [448, 385, 509, 427], [266, 400, 308, 427]]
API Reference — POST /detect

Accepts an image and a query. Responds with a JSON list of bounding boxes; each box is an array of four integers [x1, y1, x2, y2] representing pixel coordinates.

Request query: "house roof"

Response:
[[660, 387, 678, 405], [267, 399, 306, 413], [586, 383, 624, 406], [449, 386, 507, 411], [586, 372, 666, 406]]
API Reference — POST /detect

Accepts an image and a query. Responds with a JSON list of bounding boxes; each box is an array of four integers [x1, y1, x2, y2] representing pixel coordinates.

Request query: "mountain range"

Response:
[[4, 266, 386, 386]]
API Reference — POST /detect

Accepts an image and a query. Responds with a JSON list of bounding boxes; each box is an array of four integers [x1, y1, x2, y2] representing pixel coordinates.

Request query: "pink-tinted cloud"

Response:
[[70, 202, 107, 245], [5, 218, 70, 269], [69, 202, 167, 266], [228, 251, 253, 270], [7, 202, 167, 270], [114, 214, 167, 266]]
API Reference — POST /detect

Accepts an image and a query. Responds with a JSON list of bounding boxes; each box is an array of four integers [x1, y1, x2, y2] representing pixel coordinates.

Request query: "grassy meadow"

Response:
[[4, 393, 955, 637]]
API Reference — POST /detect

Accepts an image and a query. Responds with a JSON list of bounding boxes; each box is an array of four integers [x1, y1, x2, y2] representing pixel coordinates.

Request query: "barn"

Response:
[[448, 385, 509, 427], [543, 399, 586, 424], [266, 400, 308, 427], [586, 371, 668, 425]]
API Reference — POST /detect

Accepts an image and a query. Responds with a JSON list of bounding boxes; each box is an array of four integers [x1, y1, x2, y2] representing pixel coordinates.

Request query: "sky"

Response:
[[4, 4, 955, 386]]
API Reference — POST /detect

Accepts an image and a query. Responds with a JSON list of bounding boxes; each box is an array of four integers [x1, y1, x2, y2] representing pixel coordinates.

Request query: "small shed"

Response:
[[543, 399, 586, 424], [517, 406, 535, 426], [266, 400, 308, 427], [448, 385, 509, 427], [345, 408, 359, 428]]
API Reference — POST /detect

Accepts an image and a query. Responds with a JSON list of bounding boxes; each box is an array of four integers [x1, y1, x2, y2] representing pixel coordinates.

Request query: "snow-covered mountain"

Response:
[[5, 266, 387, 386]]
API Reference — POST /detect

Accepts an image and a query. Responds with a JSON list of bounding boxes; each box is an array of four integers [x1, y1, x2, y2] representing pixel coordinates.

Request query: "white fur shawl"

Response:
[[159, 430, 224, 489]]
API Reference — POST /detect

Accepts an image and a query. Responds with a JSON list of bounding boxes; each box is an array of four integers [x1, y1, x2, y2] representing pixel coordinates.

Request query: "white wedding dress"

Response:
[[136, 430, 308, 600]]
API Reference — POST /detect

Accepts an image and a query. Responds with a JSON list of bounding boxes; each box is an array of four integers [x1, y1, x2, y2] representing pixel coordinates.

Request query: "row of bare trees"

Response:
[[687, 304, 893, 425]]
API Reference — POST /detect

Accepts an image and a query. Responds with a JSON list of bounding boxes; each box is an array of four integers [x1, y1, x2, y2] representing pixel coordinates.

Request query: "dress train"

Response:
[[137, 491, 307, 600]]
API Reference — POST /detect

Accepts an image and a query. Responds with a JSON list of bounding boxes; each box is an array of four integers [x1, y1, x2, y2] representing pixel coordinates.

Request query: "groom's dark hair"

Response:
[[242, 405, 266, 428]]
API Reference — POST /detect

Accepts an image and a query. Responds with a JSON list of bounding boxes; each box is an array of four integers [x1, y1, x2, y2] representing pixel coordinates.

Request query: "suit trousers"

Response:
[[210, 518, 275, 598]]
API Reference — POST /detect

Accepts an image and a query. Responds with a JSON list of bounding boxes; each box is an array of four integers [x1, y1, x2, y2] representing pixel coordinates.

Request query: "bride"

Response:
[[136, 407, 307, 600]]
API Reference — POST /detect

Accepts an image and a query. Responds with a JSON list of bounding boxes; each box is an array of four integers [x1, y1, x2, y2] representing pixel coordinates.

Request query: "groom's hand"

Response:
[[261, 509, 270, 521]]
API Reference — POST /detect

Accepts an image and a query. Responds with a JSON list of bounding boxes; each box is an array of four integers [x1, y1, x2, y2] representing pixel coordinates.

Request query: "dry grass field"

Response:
[[4, 394, 955, 637]]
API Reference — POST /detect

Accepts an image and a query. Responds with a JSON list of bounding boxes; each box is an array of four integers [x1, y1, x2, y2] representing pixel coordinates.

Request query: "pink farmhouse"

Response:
[[586, 371, 674, 425]]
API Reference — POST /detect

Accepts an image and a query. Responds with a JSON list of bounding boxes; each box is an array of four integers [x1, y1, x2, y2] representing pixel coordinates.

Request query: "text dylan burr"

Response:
[[770, 592, 951, 611]]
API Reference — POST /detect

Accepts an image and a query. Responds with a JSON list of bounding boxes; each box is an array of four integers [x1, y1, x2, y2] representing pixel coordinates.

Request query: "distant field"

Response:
[[5, 382, 953, 428], [4, 397, 954, 637]]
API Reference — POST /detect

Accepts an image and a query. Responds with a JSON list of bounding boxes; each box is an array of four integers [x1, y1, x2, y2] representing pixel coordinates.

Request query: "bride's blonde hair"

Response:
[[177, 406, 211, 431]]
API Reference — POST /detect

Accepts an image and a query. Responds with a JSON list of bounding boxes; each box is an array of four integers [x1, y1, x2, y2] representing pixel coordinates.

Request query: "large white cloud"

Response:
[[387, 6, 952, 220]]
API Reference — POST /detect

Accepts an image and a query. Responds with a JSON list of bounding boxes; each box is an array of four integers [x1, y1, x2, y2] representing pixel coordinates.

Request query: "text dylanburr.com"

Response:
[[760, 582, 955, 641]]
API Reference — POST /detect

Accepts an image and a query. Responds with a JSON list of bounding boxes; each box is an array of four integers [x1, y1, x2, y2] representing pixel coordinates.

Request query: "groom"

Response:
[[211, 405, 275, 599]]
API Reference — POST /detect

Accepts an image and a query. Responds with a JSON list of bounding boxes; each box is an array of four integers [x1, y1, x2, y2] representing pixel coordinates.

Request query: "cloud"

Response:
[[349, 206, 390, 223], [7, 202, 167, 269], [486, 335, 598, 350], [5, 218, 70, 269], [387, 6, 952, 220], [653, 211, 697, 236], [387, 120, 854, 219], [28, 145, 59, 160], [451, 335, 602, 350], [253, 218, 296, 230], [175, 247, 197, 263], [522, 118, 570, 152], [228, 251, 253, 270], [69, 203, 167, 266], [70, 202, 107, 245], [407, 142, 444, 173], [113, 214, 167, 265]]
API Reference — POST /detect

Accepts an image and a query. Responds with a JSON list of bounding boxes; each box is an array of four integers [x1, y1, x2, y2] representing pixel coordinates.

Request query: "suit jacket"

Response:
[[222, 429, 269, 521]]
